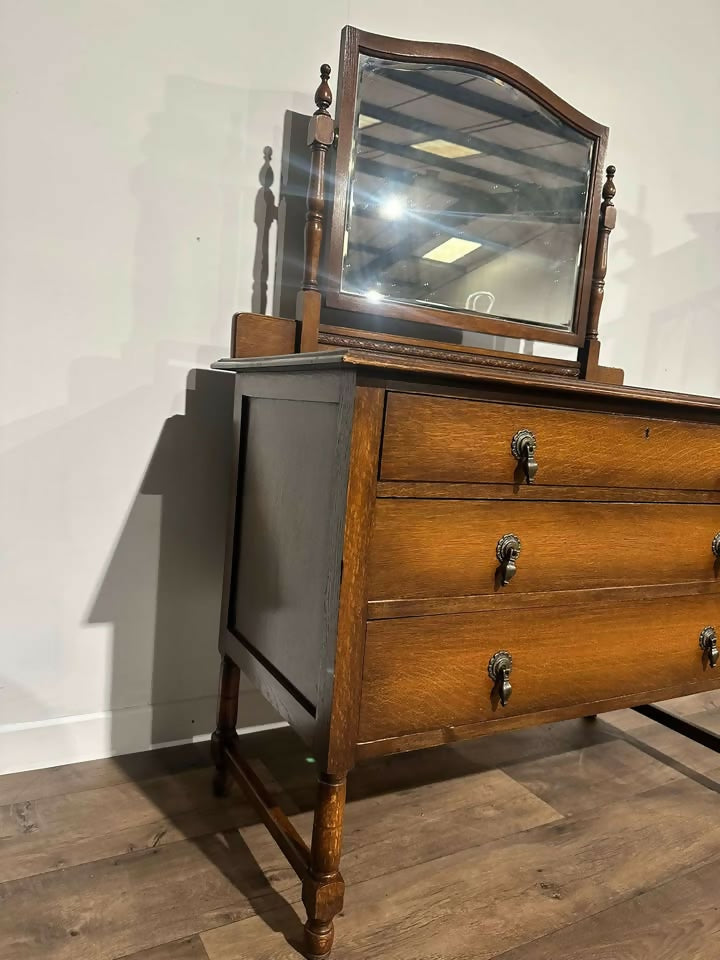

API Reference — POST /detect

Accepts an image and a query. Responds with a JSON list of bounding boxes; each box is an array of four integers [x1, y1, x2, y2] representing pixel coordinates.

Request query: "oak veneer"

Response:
[[376, 481, 720, 504], [358, 595, 720, 742], [368, 499, 720, 600], [232, 312, 296, 359], [381, 392, 720, 490], [367, 580, 720, 621]]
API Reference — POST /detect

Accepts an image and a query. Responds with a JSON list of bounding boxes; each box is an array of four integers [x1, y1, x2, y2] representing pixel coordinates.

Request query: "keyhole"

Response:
[[644, 427, 651, 439]]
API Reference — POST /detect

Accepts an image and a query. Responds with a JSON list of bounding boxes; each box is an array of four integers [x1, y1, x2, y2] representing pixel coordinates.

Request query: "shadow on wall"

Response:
[[84, 368, 307, 954], [0, 72, 292, 773], [88, 369, 281, 760], [85, 74, 291, 761], [67, 96, 309, 947], [253, 147, 278, 315], [600, 199, 720, 394]]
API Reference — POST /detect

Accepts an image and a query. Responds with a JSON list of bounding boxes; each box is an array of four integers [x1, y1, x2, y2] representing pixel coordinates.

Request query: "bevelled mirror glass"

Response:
[[340, 55, 594, 331]]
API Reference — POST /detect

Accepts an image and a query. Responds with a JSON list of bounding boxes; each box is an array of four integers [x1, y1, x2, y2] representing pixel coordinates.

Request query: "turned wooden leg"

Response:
[[302, 774, 346, 959], [210, 655, 240, 797]]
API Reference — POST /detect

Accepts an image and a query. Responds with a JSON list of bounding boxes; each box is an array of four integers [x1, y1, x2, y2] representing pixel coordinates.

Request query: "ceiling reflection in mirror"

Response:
[[341, 56, 594, 330]]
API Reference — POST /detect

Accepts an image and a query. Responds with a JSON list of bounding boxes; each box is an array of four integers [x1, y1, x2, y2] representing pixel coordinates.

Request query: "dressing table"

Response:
[[210, 28, 720, 959]]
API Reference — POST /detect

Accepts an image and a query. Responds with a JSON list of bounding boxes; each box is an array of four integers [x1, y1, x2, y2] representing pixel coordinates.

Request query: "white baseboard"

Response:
[[0, 690, 285, 775]]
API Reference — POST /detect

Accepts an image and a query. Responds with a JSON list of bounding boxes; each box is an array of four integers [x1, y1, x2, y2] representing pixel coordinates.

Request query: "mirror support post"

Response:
[[298, 64, 335, 353], [580, 165, 623, 383]]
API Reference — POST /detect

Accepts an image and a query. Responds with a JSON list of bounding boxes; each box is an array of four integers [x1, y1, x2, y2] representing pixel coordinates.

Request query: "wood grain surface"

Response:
[[359, 595, 720, 741], [368, 499, 720, 600], [201, 772, 720, 960], [367, 580, 720, 621], [494, 857, 720, 960], [231, 313, 295, 359], [377, 480, 720, 504], [322, 387, 384, 775], [123, 938, 210, 960], [1, 709, 718, 960], [381, 392, 720, 490]]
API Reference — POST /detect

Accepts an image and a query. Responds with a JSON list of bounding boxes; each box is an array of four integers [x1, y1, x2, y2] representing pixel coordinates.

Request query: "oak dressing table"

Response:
[[210, 28, 720, 959]]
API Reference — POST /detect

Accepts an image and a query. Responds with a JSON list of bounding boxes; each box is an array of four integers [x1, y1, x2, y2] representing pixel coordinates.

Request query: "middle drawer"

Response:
[[368, 499, 720, 601]]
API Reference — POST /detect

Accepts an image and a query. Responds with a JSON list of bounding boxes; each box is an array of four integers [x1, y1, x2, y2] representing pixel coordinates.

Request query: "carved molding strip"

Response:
[[317, 332, 580, 378]]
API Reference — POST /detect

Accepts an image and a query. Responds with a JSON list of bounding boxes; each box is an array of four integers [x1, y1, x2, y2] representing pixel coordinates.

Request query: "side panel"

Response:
[[219, 370, 355, 746]]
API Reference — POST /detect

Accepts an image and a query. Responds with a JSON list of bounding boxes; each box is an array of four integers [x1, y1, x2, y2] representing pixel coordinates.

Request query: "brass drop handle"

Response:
[[488, 650, 513, 706], [700, 626, 719, 668], [511, 429, 538, 484], [496, 534, 521, 586], [712, 533, 720, 559]]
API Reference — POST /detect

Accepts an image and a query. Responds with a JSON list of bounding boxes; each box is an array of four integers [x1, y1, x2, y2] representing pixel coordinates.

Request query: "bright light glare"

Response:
[[379, 195, 406, 220], [366, 290, 384, 302]]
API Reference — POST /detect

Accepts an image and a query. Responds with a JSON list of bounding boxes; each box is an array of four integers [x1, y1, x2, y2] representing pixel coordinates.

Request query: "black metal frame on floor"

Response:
[[632, 704, 720, 754]]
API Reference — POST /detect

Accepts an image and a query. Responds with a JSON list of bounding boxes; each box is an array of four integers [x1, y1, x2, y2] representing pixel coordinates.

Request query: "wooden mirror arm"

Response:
[[588, 164, 617, 338], [580, 165, 623, 383], [298, 64, 335, 352]]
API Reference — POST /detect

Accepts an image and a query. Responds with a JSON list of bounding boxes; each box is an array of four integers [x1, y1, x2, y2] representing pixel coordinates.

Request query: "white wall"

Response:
[[1, 1, 718, 774]]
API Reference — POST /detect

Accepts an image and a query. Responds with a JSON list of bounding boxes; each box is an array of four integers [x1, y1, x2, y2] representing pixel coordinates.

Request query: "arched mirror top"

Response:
[[325, 27, 610, 347]]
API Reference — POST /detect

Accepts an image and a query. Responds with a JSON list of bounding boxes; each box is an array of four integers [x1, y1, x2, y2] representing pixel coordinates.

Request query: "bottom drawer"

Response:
[[358, 596, 720, 742]]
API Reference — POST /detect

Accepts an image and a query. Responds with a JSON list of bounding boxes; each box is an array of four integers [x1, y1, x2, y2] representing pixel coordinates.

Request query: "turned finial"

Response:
[[300, 60, 335, 326], [603, 165, 616, 204], [600, 165, 617, 227], [314, 64, 333, 116]]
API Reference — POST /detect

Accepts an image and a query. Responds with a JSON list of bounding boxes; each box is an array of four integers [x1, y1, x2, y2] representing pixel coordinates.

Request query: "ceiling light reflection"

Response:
[[411, 139, 481, 159], [423, 237, 483, 263]]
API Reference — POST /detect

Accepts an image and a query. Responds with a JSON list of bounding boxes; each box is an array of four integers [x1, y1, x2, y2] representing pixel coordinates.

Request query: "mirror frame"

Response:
[[323, 26, 609, 348]]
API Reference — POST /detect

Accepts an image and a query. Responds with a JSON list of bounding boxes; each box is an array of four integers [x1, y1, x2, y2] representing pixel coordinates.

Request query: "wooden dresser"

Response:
[[208, 25, 720, 959], [211, 349, 720, 958]]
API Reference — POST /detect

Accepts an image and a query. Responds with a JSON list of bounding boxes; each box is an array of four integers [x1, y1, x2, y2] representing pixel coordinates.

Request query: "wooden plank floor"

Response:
[[1, 696, 718, 960]]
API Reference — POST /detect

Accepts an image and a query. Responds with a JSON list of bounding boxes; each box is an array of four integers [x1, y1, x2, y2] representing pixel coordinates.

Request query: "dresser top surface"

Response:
[[212, 349, 720, 417]]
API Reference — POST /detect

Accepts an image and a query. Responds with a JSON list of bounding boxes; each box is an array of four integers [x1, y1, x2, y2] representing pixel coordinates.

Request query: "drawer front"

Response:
[[358, 596, 720, 742], [381, 392, 720, 491], [368, 500, 720, 600]]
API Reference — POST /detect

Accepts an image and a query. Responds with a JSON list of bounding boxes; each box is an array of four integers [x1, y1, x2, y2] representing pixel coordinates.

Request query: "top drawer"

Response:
[[381, 393, 720, 492]]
